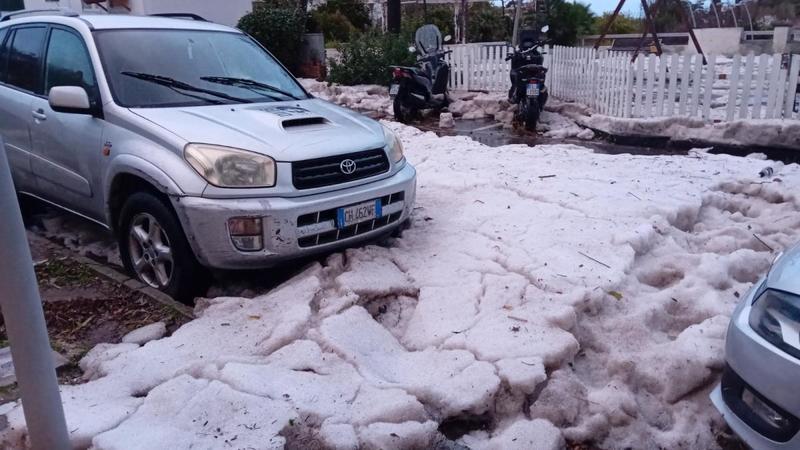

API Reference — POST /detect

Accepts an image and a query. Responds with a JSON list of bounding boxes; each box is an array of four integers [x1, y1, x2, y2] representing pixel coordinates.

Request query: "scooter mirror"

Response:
[[541, 25, 550, 33], [408, 46, 416, 53], [444, 35, 452, 42]]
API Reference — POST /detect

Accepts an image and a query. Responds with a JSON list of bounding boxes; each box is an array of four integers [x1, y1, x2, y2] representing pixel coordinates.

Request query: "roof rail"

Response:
[[149, 13, 208, 22], [0, 8, 79, 22]]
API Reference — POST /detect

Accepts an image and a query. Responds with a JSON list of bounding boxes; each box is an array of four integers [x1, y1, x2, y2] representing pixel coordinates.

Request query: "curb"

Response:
[[28, 234, 195, 319]]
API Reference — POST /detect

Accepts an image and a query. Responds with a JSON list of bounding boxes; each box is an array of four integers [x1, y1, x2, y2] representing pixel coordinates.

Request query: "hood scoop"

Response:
[[281, 117, 330, 131]]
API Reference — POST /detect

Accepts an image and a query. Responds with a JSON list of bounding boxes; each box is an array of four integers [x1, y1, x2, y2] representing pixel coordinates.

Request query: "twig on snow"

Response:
[[578, 251, 611, 269], [753, 233, 774, 252], [538, 174, 556, 180], [627, 191, 641, 200], [508, 315, 528, 322]]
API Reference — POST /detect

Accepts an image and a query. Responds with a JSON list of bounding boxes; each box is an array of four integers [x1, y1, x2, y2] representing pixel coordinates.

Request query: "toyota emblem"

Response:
[[340, 159, 357, 175]]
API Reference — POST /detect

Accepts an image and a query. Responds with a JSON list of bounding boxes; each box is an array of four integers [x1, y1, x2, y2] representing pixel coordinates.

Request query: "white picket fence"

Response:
[[549, 46, 800, 121], [442, 42, 800, 122], [443, 42, 551, 92]]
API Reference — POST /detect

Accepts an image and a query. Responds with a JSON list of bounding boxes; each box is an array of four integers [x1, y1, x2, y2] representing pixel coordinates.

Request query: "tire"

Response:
[[393, 94, 415, 123], [118, 192, 208, 303], [524, 97, 540, 132]]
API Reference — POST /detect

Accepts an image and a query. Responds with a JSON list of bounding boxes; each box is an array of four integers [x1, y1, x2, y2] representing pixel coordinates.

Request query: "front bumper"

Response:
[[711, 283, 800, 448], [173, 164, 416, 269]]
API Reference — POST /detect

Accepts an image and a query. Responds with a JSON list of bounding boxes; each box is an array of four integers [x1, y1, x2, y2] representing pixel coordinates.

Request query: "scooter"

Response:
[[507, 26, 550, 131], [389, 24, 452, 123]]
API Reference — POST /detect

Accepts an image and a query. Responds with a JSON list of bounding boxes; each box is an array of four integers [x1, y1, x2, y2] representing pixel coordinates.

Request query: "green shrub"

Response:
[[316, 0, 371, 31], [328, 32, 416, 86], [401, 6, 455, 42], [314, 10, 356, 42], [238, 5, 307, 72]]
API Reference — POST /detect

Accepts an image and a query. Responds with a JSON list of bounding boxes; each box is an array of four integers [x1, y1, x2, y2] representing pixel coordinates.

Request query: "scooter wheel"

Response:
[[525, 98, 540, 132], [393, 96, 414, 123]]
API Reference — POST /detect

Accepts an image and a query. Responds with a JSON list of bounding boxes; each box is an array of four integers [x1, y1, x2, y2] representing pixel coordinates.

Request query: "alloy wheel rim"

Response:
[[128, 213, 173, 289]]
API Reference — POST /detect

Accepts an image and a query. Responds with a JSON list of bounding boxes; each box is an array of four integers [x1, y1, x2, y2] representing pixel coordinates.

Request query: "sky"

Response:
[[584, 0, 642, 16]]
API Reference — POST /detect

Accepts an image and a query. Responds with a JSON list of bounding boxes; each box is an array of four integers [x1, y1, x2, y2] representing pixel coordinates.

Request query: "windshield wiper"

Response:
[[121, 72, 252, 104], [200, 76, 301, 101]]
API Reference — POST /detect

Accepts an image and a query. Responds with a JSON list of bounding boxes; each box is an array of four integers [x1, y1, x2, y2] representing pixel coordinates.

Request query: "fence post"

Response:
[[765, 54, 783, 119], [701, 54, 717, 120], [751, 53, 770, 119], [0, 140, 71, 450], [739, 53, 756, 119], [783, 55, 800, 120], [726, 55, 742, 121]]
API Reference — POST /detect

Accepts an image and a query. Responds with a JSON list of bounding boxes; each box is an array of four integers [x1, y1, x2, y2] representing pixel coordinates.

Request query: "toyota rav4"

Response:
[[0, 11, 416, 301]]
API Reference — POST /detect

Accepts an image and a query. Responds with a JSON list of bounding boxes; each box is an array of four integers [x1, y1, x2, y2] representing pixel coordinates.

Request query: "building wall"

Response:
[[19, 0, 253, 27]]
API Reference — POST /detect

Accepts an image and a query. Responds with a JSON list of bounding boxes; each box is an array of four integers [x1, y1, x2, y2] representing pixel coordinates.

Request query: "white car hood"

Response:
[[130, 98, 387, 162]]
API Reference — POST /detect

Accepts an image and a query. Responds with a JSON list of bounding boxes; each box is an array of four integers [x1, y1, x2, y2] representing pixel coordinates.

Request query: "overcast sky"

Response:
[[585, 0, 641, 16]]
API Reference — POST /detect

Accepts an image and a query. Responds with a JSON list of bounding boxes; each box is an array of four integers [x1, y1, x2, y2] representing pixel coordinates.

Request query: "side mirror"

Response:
[[541, 25, 549, 33], [49, 86, 92, 114], [444, 35, 452, 43], [408, 45, 416, 53]]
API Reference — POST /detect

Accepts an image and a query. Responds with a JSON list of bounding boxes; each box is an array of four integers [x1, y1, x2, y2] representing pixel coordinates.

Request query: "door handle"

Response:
[[32, 109, 47, 121]]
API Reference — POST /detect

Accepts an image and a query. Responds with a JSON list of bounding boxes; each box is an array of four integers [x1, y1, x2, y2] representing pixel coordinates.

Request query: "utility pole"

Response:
[[512, 0, 522, 46], [387, 0, 401, 33], [0, 140, 70, 450]]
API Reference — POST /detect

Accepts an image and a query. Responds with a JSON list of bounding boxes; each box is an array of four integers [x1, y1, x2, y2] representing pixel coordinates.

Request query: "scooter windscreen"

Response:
[[518, 29, 540, 50], [415, 24, 443, 55]]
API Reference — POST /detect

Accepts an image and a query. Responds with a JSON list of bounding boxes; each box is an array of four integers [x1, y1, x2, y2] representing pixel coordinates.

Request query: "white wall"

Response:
[[133, 0, 254, 27], [687, 28, 743, 56], [22, 0, 85, 11], [21, 0, 253, 27]]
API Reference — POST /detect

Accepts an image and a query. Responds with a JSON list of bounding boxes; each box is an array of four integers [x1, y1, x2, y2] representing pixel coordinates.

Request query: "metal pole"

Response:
[[594, 0, 627, 49], [512, 0, 522, 46], [0, 141, 70, 450]]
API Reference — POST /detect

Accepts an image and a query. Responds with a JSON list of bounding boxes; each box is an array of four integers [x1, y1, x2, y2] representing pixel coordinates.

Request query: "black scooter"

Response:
[[507, 26, 550, 131], [389, 24, 452, 123]]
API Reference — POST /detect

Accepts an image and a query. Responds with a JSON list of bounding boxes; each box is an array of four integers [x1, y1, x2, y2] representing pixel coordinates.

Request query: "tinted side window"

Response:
[[44, 28, 96, 96], [0, 28, 8, 83], [7, 26, 46, 94]]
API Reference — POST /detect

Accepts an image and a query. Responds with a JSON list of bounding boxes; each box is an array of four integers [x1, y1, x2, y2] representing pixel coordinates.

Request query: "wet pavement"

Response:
[[413, 116, 689, 156]]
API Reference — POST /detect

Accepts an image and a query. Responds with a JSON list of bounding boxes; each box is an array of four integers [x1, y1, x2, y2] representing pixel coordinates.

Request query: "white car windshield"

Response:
[[94, 29, 308, 108]]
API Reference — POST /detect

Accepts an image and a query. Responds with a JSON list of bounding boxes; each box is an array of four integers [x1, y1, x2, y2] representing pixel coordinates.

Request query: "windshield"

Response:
[[94, 29, 308, 108], [415, 24, 442, 55]]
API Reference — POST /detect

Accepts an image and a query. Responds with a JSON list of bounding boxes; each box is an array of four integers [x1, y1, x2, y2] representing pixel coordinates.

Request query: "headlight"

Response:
[[749, 289, 800, 358], [383, 126, 404, 163], [184, 144, 276, 188]]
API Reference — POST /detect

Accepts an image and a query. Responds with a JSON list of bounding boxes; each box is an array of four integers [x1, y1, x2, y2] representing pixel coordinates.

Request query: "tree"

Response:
[[468, 3, 511, 42], [593, 12, 642, 35], [238, 2, 307, 72], [545, 0, 595, 46], [315, 0, 371, 31]]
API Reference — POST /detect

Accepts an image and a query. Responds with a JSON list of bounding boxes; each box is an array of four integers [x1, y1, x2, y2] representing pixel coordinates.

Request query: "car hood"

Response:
[[130, 98, 386, 162], [767, 242, 800, 295]]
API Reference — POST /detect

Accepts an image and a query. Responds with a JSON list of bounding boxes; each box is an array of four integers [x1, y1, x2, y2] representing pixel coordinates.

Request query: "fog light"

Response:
[[742, 389, 792, 430], [228, 217, 263, 251]]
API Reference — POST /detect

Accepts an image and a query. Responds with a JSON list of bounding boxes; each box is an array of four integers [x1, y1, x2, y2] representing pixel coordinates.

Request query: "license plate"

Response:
[[337, 200, 382, 229], [389, 84, 400, 96], [526, 83, 540, 97]]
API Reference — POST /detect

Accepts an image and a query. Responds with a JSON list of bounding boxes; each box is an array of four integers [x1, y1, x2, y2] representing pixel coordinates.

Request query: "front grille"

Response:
[[292, 149, 390, 190], [297, 192, 404, 248]]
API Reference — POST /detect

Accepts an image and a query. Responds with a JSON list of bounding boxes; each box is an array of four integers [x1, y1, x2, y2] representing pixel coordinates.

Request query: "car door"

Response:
[[29, 25, 105, 220], [0, 25, 41, 193]]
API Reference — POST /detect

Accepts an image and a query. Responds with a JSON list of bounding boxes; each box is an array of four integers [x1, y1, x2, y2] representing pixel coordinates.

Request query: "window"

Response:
[[95, 29, 307, 108], [0, 28, 8, 83], [44, 28, 96, 96], [0, 0, 24, 11], [7, 26, 46, 93]]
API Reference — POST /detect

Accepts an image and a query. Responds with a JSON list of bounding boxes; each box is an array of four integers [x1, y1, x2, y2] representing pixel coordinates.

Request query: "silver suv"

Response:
[[0, 12, 416, 301]]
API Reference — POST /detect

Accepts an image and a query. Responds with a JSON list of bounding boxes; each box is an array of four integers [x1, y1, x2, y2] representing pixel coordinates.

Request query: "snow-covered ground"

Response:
[[5, 124, 800, 449], [299, 79, 594, 141]]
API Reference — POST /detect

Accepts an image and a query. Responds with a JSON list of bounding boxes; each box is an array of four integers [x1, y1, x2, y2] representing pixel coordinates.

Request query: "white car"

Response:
[[0, 11, 416, 301], [711, 244, 800, 448]]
